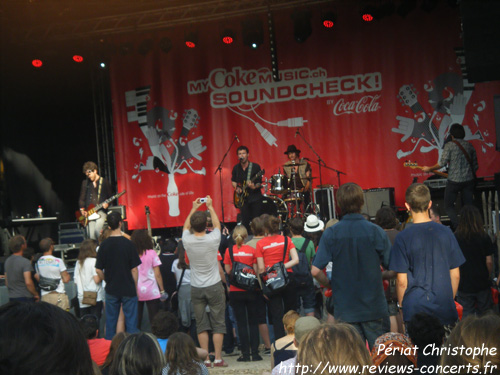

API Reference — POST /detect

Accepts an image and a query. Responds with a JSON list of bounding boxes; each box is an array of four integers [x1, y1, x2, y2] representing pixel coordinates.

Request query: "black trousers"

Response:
[[267, 276, 297, 340], [137, 299, 161, 330], [241, 197, 263, 233], [229, 291, 260, 356]]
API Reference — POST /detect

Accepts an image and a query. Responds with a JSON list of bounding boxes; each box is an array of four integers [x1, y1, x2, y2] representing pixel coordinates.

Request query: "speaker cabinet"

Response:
[[108, 205, 127, 220], [361, 188, 395, 218], [314, 187, 336, 222]]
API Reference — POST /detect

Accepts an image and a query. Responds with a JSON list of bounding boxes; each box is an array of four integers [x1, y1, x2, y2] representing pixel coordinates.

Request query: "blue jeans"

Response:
[[350, 316, 390, 350], [105, 293, 139, 340], [444, 180, 475, 230]]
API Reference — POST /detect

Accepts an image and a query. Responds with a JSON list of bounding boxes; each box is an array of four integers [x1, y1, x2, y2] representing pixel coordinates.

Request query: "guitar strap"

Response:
[[452, 140, 476, 179], [246, 162, 253, 183]]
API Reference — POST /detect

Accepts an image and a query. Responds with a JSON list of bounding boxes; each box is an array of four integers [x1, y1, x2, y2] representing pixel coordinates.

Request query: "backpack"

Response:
[[292, 239, 313, 286]]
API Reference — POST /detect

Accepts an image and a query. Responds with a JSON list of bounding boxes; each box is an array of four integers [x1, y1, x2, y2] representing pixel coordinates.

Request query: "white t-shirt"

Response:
[[182, 228, 221, 288], [36, 255, 67, 296], [171, 259, 191, 286], [74, 257, 103, 307]]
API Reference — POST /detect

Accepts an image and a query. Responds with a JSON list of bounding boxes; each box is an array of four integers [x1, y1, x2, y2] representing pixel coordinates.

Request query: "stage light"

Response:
[[32, 59, 43, 68], [185, 31, 197, 48], [72, 55, 84, 63], [221, 29, 235, 44], [242, 18, 263, 49], [360, 6, 376, 22], [160, 37, 172, 54], [322, 11, 336, 28], [100, 62, 106, 68], [291, 10, 312, 43]]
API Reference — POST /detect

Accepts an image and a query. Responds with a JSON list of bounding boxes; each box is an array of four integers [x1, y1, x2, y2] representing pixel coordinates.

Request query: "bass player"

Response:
[[231, 146, 263, 232], [78, 161, 113, 239]]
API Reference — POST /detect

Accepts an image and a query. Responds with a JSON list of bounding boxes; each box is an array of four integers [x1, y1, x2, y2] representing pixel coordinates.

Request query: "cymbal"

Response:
[[283, 162, 307, 167]]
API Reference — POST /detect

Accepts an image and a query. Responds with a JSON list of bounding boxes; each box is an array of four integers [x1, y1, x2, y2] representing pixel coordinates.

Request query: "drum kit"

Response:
[[261, 162, 320, 224]]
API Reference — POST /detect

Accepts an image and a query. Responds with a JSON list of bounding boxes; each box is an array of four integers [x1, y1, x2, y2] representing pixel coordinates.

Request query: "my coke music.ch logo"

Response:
[[332, 94, 381, 116]]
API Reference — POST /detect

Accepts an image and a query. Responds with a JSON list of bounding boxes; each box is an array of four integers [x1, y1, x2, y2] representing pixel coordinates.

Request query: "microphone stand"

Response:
[[296, 129, 346, 221], [214, 135, 239, 223]]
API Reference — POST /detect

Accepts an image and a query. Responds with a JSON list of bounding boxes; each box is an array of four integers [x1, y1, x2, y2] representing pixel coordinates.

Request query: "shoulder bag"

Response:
[[259, 236, 290, 296], [79, 264, 97, 306], [228, 245, 260, 291]]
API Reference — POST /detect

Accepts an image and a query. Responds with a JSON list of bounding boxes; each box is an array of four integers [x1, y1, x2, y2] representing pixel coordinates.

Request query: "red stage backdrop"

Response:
[[109, 4, 500, 230]]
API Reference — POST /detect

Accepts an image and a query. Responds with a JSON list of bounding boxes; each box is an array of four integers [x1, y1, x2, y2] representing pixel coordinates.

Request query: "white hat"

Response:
[[304, 215, 324, 232]]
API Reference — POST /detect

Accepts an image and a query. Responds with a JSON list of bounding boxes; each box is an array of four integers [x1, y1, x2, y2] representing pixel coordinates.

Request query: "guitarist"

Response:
[[422, 124, 478, 230], [231, 146, 263, 232], [78, 161, 113, 240]]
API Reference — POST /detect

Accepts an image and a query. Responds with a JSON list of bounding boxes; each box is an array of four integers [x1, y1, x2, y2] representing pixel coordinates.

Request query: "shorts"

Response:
[[42, 292, 70, 311], [191, 281, 227, 334]]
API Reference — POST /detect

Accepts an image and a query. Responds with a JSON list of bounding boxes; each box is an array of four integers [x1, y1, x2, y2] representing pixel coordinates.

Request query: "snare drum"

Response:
[[270, 174, 286, 194], [284, 190, 304, 203]]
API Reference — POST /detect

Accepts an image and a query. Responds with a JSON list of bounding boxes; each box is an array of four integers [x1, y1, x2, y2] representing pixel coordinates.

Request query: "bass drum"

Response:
[[261, 196, 288, 221]]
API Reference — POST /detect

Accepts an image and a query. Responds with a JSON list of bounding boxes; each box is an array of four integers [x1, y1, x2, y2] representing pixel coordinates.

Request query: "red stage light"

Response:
[[362, 13, 374, 22], [185, 41, 196, 48], [222, 36, 234, 44], [323, 20, 334, 28], [73, 55, 84, 63], [32, 59, 43, 68]]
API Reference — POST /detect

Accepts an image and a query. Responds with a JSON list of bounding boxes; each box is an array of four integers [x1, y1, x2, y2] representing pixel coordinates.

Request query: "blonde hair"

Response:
[[296, 323, 372, 374], [440, 314, 500, 373], [232, 225, 248, 248], [283, 310, 300, 334]]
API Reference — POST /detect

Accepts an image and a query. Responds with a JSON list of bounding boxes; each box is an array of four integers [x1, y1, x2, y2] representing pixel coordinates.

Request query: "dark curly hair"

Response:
[[131, 229, 154, 256], [151, 310, 179, 339], [375, 207, 397, 230]]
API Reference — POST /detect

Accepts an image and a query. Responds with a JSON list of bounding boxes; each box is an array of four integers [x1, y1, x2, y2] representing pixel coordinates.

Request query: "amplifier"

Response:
[[314, 187, 336, 222], [361, 188, 395, 218], [108, 205, 127, 220]]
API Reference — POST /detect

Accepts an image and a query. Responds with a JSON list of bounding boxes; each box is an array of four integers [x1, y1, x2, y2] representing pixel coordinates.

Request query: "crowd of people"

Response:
[[1, 180, 500, 374]]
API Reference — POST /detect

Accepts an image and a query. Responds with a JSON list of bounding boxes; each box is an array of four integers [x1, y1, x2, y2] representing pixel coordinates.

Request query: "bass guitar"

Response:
[[233, 169, 265, 209], [75, 190, 126, 227], [403, 161, 448, 178]]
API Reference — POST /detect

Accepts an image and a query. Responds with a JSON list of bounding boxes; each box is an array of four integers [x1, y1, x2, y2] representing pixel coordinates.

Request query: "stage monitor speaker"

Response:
[[361, 188, 395, 218], [108, 205, 127, 220], [461, 1, 500, 83], [314, 187, 336, 222]]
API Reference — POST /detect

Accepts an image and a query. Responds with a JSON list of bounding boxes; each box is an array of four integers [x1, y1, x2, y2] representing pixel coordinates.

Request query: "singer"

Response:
[[231, 145, 263, 232], [282, 145, 312, 209]]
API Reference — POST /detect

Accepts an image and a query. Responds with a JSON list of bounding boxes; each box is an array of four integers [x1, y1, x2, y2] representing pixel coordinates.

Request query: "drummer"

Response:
[[282, 144, 312, 208]]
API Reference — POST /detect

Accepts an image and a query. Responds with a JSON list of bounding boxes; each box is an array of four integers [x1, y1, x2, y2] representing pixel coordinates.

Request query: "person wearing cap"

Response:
[[96, 211, 142, 339], [311, 182, 391, 349], [271, 316, 321, 375], [282, 145, 312, 209]]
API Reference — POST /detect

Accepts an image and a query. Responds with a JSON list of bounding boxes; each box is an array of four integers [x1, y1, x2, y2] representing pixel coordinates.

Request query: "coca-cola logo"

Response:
[[332, 94, 381, 116]]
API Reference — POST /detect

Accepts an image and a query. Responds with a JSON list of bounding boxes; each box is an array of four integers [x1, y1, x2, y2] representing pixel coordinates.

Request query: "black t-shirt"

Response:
[[96, 236, 142, 297], [231, 162, 262, 202], [159, 253, 178, 295], [455, 232, 494, 293], [78, 177, 113, 209]]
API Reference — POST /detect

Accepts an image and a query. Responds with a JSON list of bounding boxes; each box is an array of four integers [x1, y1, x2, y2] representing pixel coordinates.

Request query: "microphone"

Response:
[[295, 130, 300, 138], [234, 134, 240, 143], [239, 156, 244, 160]]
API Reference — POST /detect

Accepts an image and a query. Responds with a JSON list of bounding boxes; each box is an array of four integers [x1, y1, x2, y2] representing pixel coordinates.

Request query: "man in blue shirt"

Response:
[[389, 183, 465, 332], [312, 182, 391, 349]]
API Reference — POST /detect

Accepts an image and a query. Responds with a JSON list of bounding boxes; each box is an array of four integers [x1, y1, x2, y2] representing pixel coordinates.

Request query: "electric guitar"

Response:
[[404, 161, 448, 178], [75, 191, 126, 227], [233, 169, 265, 209]]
